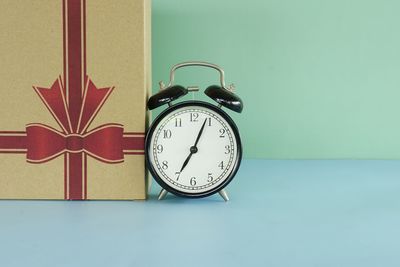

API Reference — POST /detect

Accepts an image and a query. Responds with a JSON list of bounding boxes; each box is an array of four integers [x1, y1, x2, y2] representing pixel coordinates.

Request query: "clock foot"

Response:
[[218, 189, 229, 202], [158, 189, 168, 200]]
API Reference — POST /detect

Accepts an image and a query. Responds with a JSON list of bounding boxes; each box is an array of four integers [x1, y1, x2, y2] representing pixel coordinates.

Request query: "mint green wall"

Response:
[[152, 0, 400, 159]]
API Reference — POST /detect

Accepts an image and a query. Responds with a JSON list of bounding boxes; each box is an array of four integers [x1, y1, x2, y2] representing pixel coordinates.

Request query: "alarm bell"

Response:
[[147, 85, 188, 110]]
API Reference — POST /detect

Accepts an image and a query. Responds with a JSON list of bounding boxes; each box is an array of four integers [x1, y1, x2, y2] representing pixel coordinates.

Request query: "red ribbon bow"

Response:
[[29, 77, 123, 164]]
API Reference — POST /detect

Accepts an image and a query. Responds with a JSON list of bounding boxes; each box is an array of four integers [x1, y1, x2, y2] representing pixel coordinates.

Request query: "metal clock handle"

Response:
[[167, 61, 226, 88], [160, 61, 235, 92]]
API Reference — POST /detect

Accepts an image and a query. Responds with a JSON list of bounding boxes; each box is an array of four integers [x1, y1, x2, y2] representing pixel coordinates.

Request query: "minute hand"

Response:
[[193, 118, 207, 147]]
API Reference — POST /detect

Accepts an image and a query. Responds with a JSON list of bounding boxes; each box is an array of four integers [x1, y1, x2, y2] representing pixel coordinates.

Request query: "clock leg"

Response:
[[218, 189, 229, 202], [158, 189, 168, 200]]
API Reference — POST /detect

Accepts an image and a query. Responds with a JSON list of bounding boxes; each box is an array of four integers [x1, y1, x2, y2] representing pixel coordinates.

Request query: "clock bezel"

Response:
[[145, 100, 242, 198]]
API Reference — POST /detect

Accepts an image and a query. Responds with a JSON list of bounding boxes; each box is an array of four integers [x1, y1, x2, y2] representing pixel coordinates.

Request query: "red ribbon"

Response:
[[0, 0, 145, 200]]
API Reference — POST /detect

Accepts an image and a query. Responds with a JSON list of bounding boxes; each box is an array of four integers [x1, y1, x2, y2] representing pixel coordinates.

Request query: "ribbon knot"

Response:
[[66, 135, 83, 152]]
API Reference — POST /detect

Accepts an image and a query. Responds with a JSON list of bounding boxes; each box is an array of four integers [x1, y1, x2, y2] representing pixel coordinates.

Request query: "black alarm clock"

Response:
[[145, 62, 243, 201]]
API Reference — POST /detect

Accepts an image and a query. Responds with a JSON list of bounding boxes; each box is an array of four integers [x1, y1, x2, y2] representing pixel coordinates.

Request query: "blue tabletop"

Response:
[[1, 160, 400, 267]]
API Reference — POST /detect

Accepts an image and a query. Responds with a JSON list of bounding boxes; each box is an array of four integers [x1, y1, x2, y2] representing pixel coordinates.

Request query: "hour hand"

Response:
[[179, 146, 198, 173], [180, 152, 192, 173]]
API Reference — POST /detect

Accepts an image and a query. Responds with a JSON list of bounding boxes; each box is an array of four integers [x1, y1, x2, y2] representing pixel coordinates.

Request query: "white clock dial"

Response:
[[148, 103, 240, 195]]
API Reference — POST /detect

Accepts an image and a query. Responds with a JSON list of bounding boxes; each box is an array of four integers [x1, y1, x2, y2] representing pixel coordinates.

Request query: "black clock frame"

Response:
[[145, 101, 242, 199]]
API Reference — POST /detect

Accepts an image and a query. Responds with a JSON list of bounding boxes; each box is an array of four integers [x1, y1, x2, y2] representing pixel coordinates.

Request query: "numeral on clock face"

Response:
[[163, 129, 172, 139], [157, 144, 163, 153], [149, 105, 239, 195], [218, 161, 224, 170], [190, 112, 199, 122], [162, 161, 168, 170], [175, 118, 182, 127], [219, 128, 225, 138], [207, 173, 213, 182]]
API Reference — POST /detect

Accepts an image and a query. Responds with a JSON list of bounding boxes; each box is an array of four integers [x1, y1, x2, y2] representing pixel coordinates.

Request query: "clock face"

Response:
[[146, 101, 242, 197]]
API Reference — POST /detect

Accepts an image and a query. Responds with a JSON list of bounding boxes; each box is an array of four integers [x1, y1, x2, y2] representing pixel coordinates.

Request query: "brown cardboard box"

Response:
[[0, 0, 151, 200]]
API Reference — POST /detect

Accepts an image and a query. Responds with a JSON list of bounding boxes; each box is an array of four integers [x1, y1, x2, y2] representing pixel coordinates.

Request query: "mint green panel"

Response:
[[152, 0, 400, 159]]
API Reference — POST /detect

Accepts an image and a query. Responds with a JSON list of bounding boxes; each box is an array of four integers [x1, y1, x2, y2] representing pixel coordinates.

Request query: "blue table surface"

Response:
[[1, 160, 400, 267]]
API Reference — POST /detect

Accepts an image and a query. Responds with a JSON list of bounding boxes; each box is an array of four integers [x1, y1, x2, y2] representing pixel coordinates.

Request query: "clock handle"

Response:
[[163, 61, 234, 92], [151, 61, 242, 112]]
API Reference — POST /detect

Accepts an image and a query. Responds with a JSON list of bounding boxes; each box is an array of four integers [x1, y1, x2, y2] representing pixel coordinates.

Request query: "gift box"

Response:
[[0, 0, 151, 200]]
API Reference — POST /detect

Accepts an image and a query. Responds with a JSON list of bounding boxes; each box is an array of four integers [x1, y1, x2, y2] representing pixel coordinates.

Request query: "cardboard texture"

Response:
[[0, 0, 151, 200]]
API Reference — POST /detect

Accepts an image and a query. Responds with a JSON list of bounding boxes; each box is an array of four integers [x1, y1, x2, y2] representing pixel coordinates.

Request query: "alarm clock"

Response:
[[145, 61, 243, 201]]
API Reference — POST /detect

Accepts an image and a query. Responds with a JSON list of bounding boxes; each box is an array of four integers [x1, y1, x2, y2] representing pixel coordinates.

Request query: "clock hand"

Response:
[[194, 118, 207, 147], [179, 151, 193, 173], [179, 145, 199, 172], [179, 119, 208, 173]]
